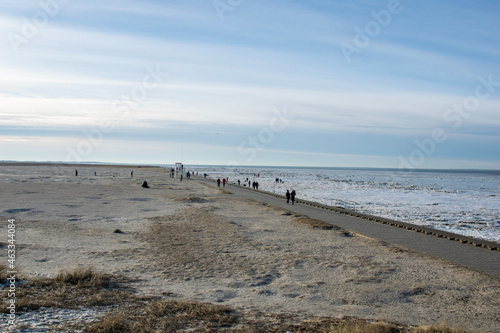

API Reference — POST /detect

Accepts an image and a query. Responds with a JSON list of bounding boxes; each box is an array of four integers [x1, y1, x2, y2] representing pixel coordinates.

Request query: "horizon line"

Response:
[[2, 160, 499, 174]]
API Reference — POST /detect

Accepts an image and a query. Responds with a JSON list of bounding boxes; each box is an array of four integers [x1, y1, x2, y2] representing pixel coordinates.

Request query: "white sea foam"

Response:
[[190, 166, 500, 243]]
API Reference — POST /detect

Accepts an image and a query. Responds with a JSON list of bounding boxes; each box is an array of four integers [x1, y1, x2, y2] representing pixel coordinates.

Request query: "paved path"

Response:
[[196, 177, 500, 277]]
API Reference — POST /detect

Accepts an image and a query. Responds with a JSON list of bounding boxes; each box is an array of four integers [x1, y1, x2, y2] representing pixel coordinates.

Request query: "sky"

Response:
[[1, 0, 499, 169]]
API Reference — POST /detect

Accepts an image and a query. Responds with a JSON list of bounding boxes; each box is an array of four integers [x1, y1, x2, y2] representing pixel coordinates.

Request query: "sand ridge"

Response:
[[1, 165, 499, 332]]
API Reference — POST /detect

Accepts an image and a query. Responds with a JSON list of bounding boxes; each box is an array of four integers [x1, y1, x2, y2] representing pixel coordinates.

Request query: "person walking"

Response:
[[217, 178, 221, 187], [285, 190, 291, 204], [222, 178, 226, 188], [291, 190, 296, 205]]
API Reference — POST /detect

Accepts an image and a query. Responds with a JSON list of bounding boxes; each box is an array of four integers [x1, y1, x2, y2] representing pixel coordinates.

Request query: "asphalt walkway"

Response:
[[196, 177, 500, 277]]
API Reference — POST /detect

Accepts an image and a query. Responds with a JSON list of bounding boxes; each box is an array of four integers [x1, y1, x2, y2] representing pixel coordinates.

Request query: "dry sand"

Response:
[[1, 164, 499, 332]]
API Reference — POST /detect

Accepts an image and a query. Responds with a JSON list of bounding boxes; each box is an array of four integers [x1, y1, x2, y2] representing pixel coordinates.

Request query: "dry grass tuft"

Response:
[[85, 313, 132, 333], [410, 323, 467, 333], [87, 300, 237, 333], [327, 319, 400, 333], [0, 264, 8, 282], [55, 267, 111, 287], [0, 267, 136, 314]]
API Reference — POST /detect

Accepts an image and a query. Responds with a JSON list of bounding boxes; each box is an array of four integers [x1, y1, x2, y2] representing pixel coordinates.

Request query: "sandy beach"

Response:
[[1, 164, 499, 332]]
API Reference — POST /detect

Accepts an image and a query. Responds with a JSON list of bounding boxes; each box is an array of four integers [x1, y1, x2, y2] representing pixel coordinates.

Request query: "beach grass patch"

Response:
[[86, 300, 237, 332], [0, 267, 137, 314], [87, 303, 473, 333], [0, 264, 7, 282], [1, 266, 473, 332], [327, 319, 399, 333], [410, 323, 467, 333], [55, 267, 111, 287]]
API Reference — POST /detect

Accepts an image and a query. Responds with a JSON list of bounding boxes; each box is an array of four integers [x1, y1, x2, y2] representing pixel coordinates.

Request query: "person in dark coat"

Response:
[[286, 190, 291, 204], [290, 190, 296, 205], [142, 181, 150, 188]]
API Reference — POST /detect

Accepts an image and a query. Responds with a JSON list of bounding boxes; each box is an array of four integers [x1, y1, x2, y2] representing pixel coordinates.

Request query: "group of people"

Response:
[[217, 178, 227, 188], [216, 176, 296, 204], [285, 189, 296, 205], [180, 172, 193, 181], [219, 178, 260, 190]]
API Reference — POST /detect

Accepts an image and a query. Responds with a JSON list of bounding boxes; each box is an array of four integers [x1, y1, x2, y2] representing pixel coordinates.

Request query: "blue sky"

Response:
[[1, 0, 499, 169]]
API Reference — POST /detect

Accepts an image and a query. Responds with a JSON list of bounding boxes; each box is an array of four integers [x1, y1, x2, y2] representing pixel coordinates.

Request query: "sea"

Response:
[[184, 166, 500, 244]]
